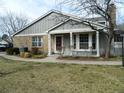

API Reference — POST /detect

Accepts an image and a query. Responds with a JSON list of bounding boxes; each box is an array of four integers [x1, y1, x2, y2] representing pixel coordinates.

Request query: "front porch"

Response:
[[48, 30, 100, 57]]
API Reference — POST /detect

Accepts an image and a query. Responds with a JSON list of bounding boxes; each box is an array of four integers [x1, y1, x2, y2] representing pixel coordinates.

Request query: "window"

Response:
[[114, 35, 122, 42], [79, 34, 88, 49], [32, 36, 43, 47], [73, 34, 76, 49], [98, 21, 106, 25], [92, 34, 96, 49]]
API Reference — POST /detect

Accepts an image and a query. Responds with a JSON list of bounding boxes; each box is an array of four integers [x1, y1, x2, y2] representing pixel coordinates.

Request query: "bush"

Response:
[[13, 48, 20, 55], [24, 52, 31, 58], [31, 47, 39, 55], [6, 48, 20, 55], [6, 48, 14, 55], [20, 52, 31, 58]]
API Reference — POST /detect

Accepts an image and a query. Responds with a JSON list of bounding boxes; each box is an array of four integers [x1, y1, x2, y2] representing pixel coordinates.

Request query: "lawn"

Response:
[[0, 57, 124, 93]]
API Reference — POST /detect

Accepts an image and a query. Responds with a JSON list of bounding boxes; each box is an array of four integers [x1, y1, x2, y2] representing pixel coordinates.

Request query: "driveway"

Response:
[[0, 52, 122, 65]]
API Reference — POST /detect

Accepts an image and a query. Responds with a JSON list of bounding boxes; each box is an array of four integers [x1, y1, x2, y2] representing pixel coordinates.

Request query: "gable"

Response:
[[50, 20, 91, 31], [15, 11, 69, 36]]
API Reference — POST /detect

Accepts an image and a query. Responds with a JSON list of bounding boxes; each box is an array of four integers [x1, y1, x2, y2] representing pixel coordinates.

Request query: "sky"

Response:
[[0, 0, 124, 36], [0, 0, 56, 20], [0, 0, 57, 36]]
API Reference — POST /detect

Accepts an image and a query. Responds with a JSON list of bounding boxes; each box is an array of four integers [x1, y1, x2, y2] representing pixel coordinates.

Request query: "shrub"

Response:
[[31, 47, 39, 55], [6, 48, 14, 55], [6, 48, 20, 55], [13, 48, 20, 55], [20, 52, 31, 58], [24, 52, 31, 58]]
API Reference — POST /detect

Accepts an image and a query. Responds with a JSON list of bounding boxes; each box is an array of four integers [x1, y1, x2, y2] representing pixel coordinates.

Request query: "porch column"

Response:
[[89, 33, 92, 50], [48, 33, 51, 56], [70, 32, 73, 56], [96, 31, 100, 57]]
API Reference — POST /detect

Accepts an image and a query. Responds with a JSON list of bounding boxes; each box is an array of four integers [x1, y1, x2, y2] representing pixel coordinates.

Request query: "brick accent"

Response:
[[13, 35, 48, 53], [13, 36, 32, 50]]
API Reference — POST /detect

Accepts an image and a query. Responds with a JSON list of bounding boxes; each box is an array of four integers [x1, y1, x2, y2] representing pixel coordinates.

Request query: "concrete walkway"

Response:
[[0, 52, 122, 65]]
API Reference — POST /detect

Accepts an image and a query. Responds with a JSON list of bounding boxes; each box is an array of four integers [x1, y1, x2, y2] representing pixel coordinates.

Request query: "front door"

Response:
[[55, 36, 63, 53]]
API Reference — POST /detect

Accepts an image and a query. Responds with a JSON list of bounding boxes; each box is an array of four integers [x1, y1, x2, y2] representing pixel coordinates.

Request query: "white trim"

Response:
[[50, 28, 95, 34], [32, 36, 43, 47], [48, 33, 51, 56], [96, 31, 100, 57], [78, 33, 89, 50], [76, 33, 79, 50], [15, 33, 47, 37], [72, 33, 93, 51], [70, 32, 73, 56], [89, 33, 92, 49], [97, 21, 106, 25]]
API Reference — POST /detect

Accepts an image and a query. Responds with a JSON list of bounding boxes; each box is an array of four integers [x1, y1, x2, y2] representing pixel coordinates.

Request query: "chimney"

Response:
[[109, 3, 116, 27]]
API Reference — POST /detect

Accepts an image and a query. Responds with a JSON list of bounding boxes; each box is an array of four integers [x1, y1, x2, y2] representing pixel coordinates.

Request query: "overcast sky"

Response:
[[0, 0, 57, 36], [0, 0, 124, 36], [0, 0, 56, 20]]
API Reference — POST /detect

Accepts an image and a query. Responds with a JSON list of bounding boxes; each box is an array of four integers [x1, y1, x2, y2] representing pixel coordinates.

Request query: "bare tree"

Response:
[[0, 11, 29, 42], [2, 34, 10, 43], [57, 0, 124, 58]]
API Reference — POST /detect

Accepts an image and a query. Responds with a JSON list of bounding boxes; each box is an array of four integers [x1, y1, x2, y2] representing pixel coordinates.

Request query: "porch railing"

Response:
[[57, 46, 97, 57]]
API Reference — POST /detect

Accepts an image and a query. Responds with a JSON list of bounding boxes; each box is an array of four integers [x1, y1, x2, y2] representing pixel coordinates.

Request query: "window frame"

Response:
[[97, 21, 106, 25], [79, 34, 89, 49], [32, 36, 43, 47], [72, 33, 97, 51], [114, 34, 122, 43]]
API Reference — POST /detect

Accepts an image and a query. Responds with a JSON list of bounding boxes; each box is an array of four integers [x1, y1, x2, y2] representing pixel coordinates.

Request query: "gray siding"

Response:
[[63, 34, 71, 55], [86, 17, 105, 22], [99, 32, 122, 56], [111, 42, 122, 56], [53, 20, 90, 31], [99, 32, 107, 56], [18, 12, 68, 35]]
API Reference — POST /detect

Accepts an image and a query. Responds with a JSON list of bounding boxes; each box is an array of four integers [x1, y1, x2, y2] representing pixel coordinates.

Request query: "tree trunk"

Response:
[[105, 36, 113, 58]]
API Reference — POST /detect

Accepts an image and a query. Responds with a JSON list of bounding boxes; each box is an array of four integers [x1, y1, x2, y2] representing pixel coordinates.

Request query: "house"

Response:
[[0, 38, 9, 51], [13, 9, 122, 57]]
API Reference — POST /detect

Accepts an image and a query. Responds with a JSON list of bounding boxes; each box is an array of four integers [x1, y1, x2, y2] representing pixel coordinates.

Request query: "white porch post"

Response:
[[76, 34, 79, 50], [96, 31, 100, 57], [89, 33, 92, 50], [48, 33, 51, 56], [70, 32, 73, 56]]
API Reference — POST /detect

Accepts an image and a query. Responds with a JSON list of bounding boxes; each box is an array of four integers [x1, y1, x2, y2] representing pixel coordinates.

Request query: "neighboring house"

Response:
[[13, 10, 122, 57], [0, 37, 8, 46], [0, 38, 9, 51]]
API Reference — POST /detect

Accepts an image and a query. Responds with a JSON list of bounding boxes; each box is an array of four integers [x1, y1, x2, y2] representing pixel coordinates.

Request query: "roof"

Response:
[[13, 9, 106, 36]]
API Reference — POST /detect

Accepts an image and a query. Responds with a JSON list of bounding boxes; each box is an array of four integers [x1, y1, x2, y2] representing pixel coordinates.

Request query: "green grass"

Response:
[[0, 57, 124, 93]]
